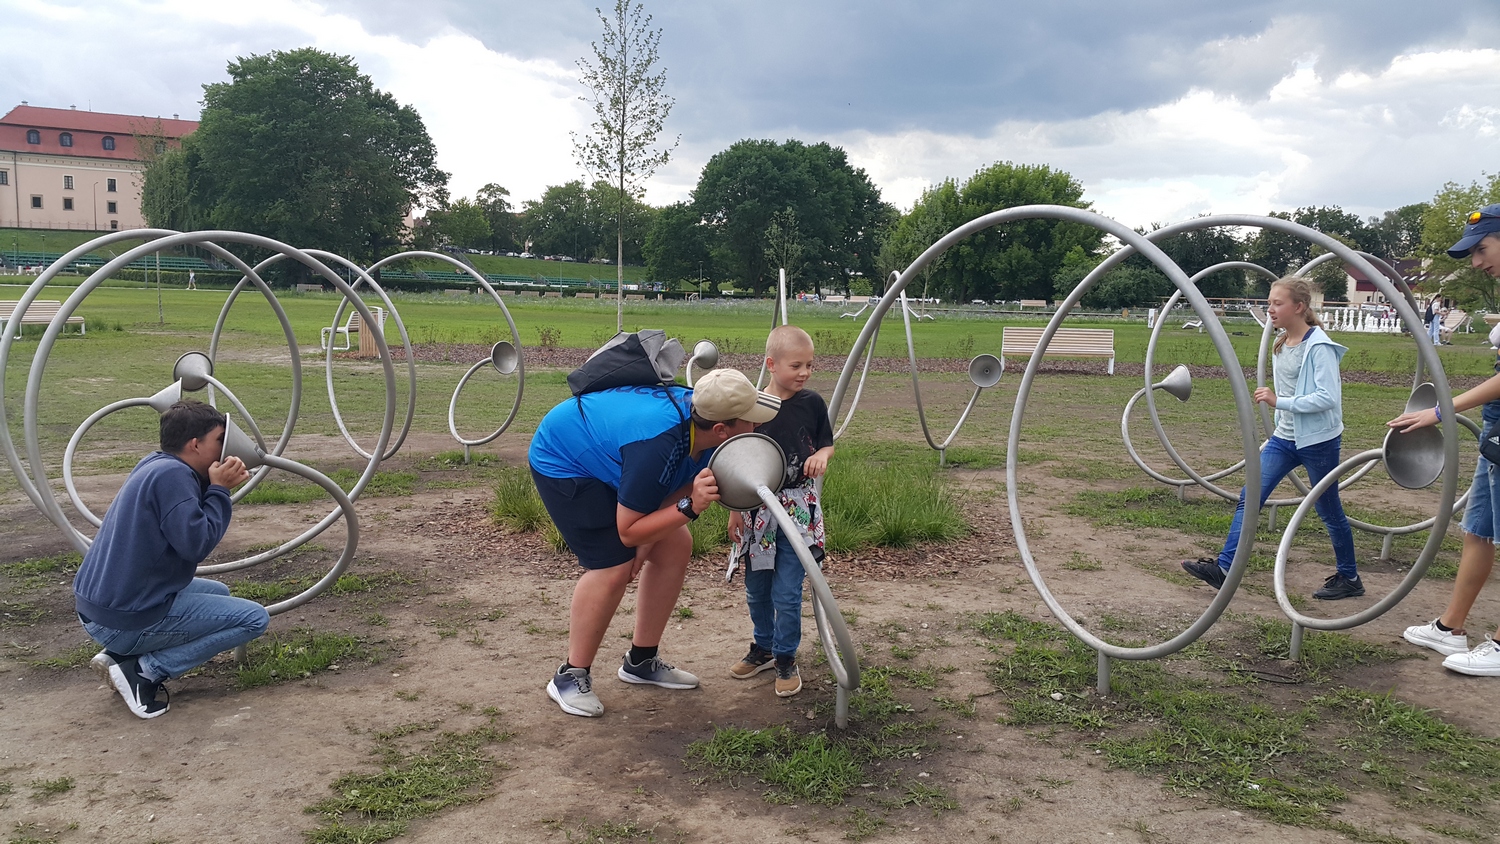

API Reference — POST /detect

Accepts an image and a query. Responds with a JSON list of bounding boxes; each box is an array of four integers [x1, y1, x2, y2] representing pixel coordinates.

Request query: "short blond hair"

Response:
[[766, 325, 814, 360]]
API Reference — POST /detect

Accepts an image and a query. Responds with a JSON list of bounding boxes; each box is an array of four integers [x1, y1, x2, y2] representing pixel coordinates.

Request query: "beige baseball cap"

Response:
[[691, 368, 781, 424]]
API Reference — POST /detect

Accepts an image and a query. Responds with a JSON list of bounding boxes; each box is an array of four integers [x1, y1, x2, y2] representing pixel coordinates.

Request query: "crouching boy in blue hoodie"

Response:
[[73, 399, 267, 719]]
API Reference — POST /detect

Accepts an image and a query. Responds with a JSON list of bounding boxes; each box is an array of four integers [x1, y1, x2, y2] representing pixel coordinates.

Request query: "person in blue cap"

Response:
[[1390, 204, 1500, 675]]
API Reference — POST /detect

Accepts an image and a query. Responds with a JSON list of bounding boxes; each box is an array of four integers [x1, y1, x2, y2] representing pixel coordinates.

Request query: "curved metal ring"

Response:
[[365, 251, 526, 453], [759, 487, 860, 728], [899, 288, 998, 456], [448, 342, 522, 447]]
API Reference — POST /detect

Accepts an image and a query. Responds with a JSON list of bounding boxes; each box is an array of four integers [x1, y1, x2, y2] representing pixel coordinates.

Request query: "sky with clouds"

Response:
[[3, 0, 1497, 228]]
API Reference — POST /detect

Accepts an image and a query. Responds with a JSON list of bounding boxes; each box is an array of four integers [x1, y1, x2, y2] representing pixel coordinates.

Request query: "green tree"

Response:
[[884, 162, 1100, 303], [1421, 174, 1500, 309], [150, 48, 448, 267], [644, 201, 710, 289], [763, 208, 807, 294], [476, 183, 520, 253], [693, 139, 892, 294], [574, 0, 678, 329], [1367, 203, 1428, 261], [522, 181, 598, 260], [427, 197, 492, 251]]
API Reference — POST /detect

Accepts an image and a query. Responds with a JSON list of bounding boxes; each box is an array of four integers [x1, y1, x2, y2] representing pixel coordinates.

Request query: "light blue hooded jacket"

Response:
[[1274, 326, 1346, 447]]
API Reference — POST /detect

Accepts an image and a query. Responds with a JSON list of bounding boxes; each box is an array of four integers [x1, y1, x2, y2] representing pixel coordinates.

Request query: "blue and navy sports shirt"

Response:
[[528, 385, 711, 513]]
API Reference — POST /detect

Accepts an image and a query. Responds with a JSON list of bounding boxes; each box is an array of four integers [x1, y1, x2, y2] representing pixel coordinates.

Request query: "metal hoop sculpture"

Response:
[[898, 287, 1002, 465], [298, 249, 417, 461], [755, 269, 792, 389], [1274, 383, 1478, 659], [363, 251, 527, 460], [1, 231, 397, 605], [829, 273, 892, 441], [709, 433, 860, 728], [1099, 214, 1459, 646], [219, 419, 360, 617]]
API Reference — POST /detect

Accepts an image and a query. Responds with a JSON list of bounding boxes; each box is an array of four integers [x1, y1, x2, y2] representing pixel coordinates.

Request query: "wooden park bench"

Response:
[[0, 300, 85, 339], [320, 306, 385, 351], [573, 291, 596, 299], [1001, 326, 1115, 375], [1018, 299, 1049, 309], [543, 291, 563, 298], [296, 283, 323, 293], [1441, 309, 1472, 343]]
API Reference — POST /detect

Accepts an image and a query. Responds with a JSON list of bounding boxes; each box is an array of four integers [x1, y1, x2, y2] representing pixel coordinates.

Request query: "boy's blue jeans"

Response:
[[1216, 435, 1358, 578], [81, 577, 270, 680], [745, 533, 806, 658]]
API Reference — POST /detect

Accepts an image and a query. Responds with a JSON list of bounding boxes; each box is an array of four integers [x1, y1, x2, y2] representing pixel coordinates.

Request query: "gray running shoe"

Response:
[[618, 653, 700, 689], [547, 664, 604, 717]]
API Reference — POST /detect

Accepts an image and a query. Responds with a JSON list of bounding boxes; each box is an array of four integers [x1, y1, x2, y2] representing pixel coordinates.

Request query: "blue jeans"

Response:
[[1216, 435, 1358, 578], [745, 533, 806, 658], [81, 578, 269, 680]]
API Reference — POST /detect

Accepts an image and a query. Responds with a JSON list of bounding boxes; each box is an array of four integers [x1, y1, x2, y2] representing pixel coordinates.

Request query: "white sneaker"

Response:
[[1443, 639, 1500, 677], [1403, 619, 1470, 656]]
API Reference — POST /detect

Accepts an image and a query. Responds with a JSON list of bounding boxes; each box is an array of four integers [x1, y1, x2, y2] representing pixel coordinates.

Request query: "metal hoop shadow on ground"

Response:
[[708, 433, 861, 728], [898, 288, 1002, 465], [0, 231, 395, 602], [364, 251, 527, 464], [1276, 382, 1477, 660]]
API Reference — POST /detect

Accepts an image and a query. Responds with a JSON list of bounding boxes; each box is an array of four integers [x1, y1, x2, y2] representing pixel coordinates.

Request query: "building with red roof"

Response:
[[0, 104, 198, 232]]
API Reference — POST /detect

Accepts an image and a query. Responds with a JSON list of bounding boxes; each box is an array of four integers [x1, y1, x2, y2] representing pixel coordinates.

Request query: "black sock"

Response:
[[628, 644, 658, 665], [563, 661, 589, 673], [1435, 620, 1454, 633]]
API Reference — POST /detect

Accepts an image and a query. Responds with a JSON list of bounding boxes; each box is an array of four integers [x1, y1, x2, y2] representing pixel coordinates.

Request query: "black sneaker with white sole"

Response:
[[107, 656, 169, 719], [1180, 558, 1227, 590]]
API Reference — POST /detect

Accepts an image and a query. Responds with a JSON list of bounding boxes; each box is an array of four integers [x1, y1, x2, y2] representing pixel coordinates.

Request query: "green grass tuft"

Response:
[[236, 628, 372, 689]]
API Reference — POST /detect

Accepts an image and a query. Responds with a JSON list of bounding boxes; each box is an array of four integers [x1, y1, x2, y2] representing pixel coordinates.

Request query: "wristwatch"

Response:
[[676, 496, 700, 520]]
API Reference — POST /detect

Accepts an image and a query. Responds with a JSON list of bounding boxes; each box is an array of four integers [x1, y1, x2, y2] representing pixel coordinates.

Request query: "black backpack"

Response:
[[567, 330, 688, 418]]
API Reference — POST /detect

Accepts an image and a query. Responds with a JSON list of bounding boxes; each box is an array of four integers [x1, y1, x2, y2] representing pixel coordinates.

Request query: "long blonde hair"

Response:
[[1270, 276, 1323, 354]]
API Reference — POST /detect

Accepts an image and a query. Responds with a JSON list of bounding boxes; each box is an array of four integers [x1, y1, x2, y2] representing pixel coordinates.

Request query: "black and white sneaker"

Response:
[[107, 656, 169, 719]]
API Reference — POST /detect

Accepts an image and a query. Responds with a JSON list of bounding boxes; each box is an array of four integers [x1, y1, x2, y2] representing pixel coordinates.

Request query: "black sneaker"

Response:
[[1313, 573, 1365, 600], [107, 656, 169, 719], [1180, 558, 1226, 589]]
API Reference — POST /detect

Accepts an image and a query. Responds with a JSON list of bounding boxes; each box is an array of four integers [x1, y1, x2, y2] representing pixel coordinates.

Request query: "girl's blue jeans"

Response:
[[1216, 435, 1358, 578], [745, 533, 806, 659]]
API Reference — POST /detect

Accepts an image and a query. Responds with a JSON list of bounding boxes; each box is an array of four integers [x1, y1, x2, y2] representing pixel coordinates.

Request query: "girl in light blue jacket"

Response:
[[1182, 276, 1363, 600]]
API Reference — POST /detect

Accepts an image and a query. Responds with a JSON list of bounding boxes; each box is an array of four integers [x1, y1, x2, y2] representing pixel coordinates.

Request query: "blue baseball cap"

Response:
[[1448, 204, 1500, 258]]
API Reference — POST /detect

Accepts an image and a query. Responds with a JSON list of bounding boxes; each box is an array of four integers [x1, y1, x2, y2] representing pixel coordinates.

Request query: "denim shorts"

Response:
[[530, 467, 635, 570], [1464, 420, 1500, 541]]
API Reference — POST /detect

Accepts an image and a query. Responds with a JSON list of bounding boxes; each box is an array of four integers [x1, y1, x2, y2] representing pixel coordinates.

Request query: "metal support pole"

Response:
[[1289, 622, 1304, 662], [1380, 533, 1394, 562], [235, 643, 248, 665], [1097, 650, 1110, 696], [464, 444, 471, 465]]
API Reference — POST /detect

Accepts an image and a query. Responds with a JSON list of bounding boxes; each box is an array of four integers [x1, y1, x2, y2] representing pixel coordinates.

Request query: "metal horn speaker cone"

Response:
[[173, 351, 214, 393], [706, 432, 786, 511], [146, 380, 184, 413], [1154, 364, 1192, 402], [490, 341, 519, 375], [220, 418, 265, 469], [968, 354, 1002, 388], [1383, 382, 1443, 489], [691, 340, 719, 371]]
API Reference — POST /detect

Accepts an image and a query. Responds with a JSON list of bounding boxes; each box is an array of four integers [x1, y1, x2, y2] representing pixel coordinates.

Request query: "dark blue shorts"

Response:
[[530, 467, 634, 570]]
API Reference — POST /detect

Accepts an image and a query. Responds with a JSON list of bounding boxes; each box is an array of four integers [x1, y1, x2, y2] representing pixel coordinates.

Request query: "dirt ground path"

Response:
[[3, 383, 1498, 844]]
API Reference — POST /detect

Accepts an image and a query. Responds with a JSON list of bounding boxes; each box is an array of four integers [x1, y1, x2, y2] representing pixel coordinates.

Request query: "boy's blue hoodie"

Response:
[[73, 451, 233, 630]]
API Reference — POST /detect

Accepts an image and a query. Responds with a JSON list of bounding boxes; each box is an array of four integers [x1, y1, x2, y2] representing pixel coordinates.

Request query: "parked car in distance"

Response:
[[519, 252, 534, 259]]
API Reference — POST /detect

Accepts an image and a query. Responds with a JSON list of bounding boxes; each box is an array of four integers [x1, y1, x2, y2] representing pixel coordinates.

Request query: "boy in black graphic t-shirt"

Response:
[[728, 325, 834, 697]]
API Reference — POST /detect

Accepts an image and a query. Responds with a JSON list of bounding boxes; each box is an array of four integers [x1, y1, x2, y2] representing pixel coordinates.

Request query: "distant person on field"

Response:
[[528, 367, 780, 717], [727, 325, 835, 697], [73, 400, 267, 719], [1181, 276, 1364, 600], [1393, 205, 1500, 675], [186, 270, 197, 290]]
